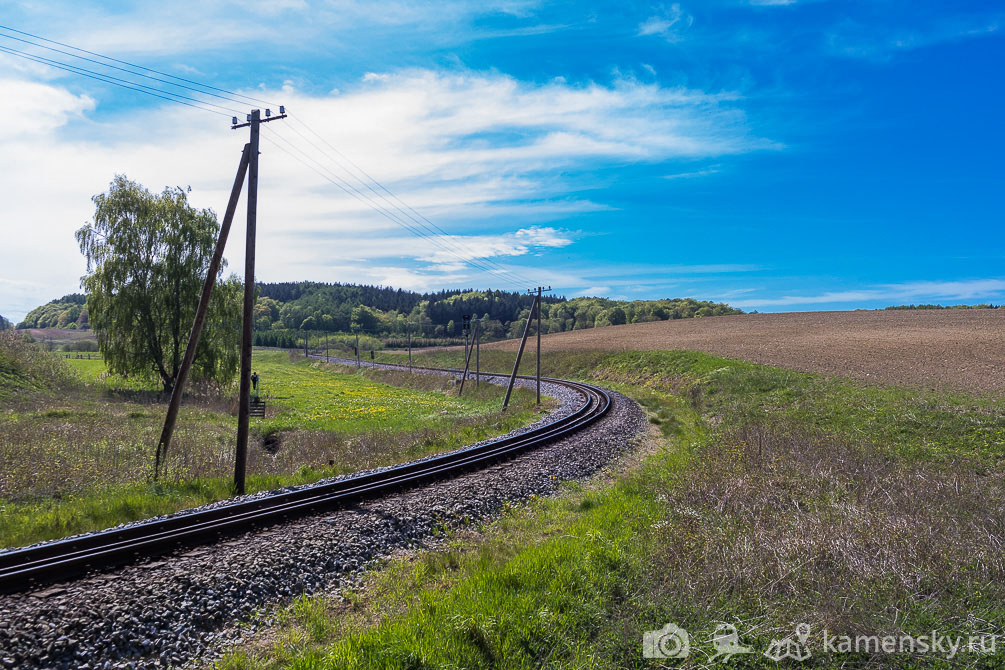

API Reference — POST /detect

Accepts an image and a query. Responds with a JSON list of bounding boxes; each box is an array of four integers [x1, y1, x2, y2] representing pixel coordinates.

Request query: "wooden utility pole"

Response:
[[475, 317, 480, 388], [530, 287, 551, 404], [462, 314, 471, 374], [154, 143, 251, 478], [232, 107, 286, 495], [407, 321, 412, 372], [502, 295, 539, 410], [458, 318, 477, 395], [233, 110, 260, 496], [354, 328, 360, 367]]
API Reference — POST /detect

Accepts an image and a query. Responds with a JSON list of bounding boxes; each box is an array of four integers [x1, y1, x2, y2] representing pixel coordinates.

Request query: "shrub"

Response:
[[0, 330, 79, 397]]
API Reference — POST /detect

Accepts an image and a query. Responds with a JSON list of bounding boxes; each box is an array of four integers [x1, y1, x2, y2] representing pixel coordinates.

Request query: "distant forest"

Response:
[[15, 282, 741, 348], [15, 294, 88, 330], [250, 281, 741, 348]]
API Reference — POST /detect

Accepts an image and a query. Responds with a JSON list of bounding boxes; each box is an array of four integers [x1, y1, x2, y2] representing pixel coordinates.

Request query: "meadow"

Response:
[[220, 348, 1005, 669], [0, 345, 543, 549]]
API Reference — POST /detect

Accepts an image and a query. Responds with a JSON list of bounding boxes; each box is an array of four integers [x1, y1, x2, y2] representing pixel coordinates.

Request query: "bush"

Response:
[[0, 330, 79, 397]]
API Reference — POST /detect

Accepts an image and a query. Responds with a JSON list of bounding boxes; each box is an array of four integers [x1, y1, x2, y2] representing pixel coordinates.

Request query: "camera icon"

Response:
[[643, 622, 691, 659]]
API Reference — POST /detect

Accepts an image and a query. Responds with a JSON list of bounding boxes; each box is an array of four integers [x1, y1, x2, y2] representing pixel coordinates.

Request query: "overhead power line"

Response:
[[281, 114, 539, 288], [0, 23, 278, 107], [0, 44, 234, 117], [0, 31, 258, 111], [1, 23, 544, 290], [266, 123, 535, 290], [261, 125, 529, 290]]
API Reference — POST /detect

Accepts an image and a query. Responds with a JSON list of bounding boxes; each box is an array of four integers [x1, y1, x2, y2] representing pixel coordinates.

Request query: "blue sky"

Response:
[[0, 0, 1003, 321]]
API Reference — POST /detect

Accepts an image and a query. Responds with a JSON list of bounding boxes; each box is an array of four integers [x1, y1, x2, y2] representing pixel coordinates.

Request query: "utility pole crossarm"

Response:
[[231, 108, 287, 129]]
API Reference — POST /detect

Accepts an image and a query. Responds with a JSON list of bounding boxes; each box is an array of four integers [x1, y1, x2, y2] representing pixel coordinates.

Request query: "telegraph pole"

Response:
[[407, 321, 412, 372], [503, 295, 539, 410], [354, 328, 360, 367], [530, 287, 551, 404], [232, 107, 286, 496], [462, 314, 471, 375], [475, 317, 480, 388], [459, 317, 477, 395]]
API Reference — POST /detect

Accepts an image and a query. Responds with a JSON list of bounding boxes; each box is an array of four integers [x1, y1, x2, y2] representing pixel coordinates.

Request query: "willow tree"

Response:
[[76, 175, 241, 393]]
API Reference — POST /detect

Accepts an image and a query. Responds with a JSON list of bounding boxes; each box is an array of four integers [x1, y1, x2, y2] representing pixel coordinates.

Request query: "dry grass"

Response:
[[0, 388, 533, 502], [654, 422, 1005, 641]]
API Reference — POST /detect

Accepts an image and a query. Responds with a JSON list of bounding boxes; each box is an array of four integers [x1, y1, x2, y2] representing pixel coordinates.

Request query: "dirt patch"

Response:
[[481, 309, 1005, 394]]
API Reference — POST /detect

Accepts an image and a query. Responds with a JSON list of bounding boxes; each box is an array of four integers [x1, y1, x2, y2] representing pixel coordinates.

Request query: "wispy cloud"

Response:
[[573, 286, 612, 297], [662, 165, 720, 180], [729, 279, 1005, 309], [18, 0, 553, 58], [637, 4, 693, 42], [826, 13, 1002, 61]]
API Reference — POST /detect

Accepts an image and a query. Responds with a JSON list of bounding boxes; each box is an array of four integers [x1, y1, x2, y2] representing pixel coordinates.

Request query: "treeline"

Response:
[[17, 294, 89, 329], [0, 315, 11, 330], [884, 304, 999, 310], [252, 283, 557, 337], [251, 281, 740, 346], [20, 281, 742, 347]]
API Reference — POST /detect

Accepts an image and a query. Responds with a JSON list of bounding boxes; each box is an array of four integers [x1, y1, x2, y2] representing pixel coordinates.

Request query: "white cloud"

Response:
[[0, 67, 771, 317], [573, 286, 611, 297], [0, 78, 94, 139], [728, 279, 1005, 309], [513, 226, 574, 248], [637, 4, 693, 42]]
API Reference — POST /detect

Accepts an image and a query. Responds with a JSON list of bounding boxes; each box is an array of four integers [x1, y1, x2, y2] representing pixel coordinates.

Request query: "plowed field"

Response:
[[486, 309, 1005, 393]]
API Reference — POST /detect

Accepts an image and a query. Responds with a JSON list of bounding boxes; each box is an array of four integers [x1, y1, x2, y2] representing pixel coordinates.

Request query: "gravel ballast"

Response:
[[0, 367, 645, 669]]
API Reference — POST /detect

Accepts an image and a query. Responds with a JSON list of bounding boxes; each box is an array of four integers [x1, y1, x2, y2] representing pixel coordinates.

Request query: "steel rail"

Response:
[[0, 365, 610, 594]]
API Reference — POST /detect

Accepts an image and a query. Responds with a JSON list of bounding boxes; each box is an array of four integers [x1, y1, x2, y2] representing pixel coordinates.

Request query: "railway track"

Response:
[[0, 364, 610, 595]]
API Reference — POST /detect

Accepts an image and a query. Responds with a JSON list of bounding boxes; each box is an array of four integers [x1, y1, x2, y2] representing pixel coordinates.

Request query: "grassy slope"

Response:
[[0, 352, 543, 549], [219, 350, 1005, 669]]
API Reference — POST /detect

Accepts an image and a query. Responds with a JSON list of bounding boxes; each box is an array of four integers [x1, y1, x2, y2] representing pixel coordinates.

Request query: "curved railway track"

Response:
[[0, 365, 610, 595]]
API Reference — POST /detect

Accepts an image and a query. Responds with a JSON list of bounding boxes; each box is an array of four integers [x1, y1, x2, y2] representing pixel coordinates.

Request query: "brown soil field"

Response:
[[21, 327, 96, 343], [486, 310, 1005, 394]]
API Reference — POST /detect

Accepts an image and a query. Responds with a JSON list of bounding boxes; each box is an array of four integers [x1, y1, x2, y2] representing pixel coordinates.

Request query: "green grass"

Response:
[[0, 350, 544, 549], [382, 348, 1005, 463], [219, 348, 1005, 669], [65, 356, 160, 391], [251, 352, 503, 434]]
